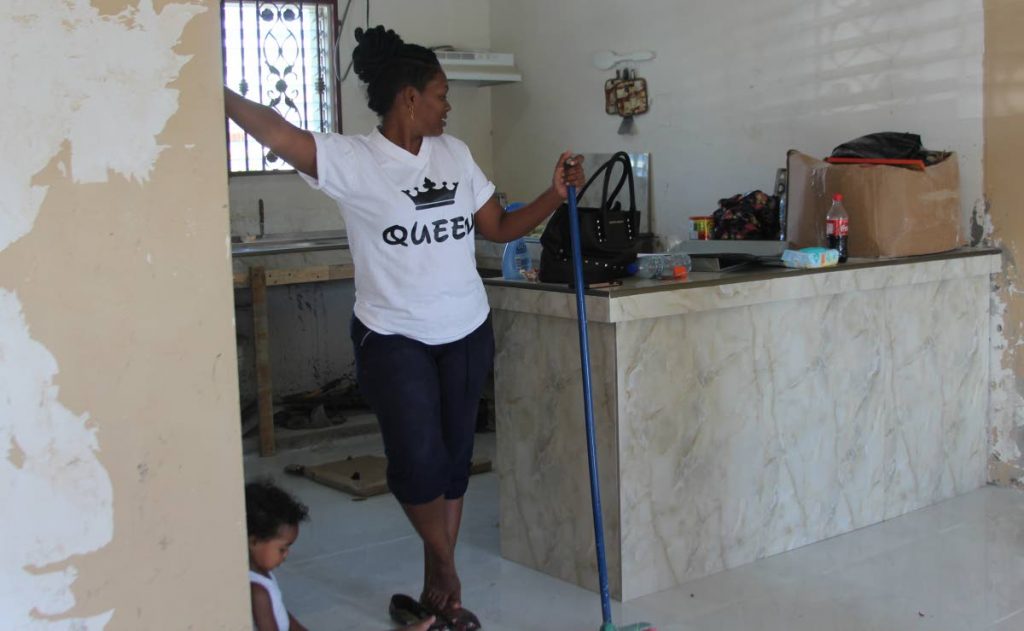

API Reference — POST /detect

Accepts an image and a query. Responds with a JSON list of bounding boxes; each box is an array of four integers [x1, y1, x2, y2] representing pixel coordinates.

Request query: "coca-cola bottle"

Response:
[[825, 193, 849, 263]]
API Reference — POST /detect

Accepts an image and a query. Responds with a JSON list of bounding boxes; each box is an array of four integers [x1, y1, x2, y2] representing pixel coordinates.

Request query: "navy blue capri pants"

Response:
[[350, 314, 494, 505]]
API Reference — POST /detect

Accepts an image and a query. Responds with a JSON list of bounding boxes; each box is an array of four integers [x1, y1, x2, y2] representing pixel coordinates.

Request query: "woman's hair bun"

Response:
[[352, 25, 405, 85], [350, 25, 442, 116]]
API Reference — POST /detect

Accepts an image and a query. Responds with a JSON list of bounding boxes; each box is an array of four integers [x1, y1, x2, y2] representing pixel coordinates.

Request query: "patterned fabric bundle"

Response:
[[711, 190, 780, 240]]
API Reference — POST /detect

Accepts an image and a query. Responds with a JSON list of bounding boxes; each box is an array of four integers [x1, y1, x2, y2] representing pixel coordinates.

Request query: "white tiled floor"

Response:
[[245, 434, 1024, 631]]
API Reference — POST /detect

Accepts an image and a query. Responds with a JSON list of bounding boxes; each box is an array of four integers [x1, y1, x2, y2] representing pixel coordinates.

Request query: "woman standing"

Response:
[[224, 25, 584, 629]]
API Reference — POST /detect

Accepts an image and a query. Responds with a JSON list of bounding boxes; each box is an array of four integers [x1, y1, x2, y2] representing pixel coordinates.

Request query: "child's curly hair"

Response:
[[245, 478, 310, 541]]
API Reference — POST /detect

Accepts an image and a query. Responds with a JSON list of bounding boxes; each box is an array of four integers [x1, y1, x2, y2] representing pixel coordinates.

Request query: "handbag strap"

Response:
[[571, 152, 636, 216], [598, 152, 636, 218]]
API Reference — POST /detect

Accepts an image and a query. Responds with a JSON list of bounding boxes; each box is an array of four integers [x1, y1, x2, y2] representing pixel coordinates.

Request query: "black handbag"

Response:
[[539, 152, 641, 285]]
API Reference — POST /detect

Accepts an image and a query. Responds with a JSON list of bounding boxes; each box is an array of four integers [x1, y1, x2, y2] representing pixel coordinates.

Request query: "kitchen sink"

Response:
[[230, 230, 349, 257]]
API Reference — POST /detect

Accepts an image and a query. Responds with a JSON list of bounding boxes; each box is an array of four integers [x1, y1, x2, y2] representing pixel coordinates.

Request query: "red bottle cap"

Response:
[[833, 193, 843, 201]]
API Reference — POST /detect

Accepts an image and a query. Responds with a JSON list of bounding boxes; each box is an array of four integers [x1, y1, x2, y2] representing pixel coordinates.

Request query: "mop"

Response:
[[564, 170, 655, 631]]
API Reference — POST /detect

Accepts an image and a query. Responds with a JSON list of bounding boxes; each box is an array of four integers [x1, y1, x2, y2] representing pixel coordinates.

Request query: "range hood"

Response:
[[435, 50, 522, 86]]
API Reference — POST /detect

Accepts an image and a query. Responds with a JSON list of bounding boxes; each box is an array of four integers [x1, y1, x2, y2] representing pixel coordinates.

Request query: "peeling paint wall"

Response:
[[1, 1, 249, 628], [985, 0, 1024, 487]]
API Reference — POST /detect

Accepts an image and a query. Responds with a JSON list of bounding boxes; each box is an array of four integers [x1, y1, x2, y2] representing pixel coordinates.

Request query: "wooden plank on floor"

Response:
[[250, 266, 275, 457], [299, 456, 492, 498]]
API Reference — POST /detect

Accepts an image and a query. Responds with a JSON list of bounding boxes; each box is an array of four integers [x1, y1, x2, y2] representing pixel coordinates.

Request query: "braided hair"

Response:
[[352, 25, 443, 117]]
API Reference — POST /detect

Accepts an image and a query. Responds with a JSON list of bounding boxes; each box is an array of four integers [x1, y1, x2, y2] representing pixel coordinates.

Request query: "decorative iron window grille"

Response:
[[221, 1, 339, 174]]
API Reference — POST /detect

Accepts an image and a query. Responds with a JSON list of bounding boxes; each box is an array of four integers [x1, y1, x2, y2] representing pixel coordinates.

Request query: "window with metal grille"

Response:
[[221, 1, 339, 174]]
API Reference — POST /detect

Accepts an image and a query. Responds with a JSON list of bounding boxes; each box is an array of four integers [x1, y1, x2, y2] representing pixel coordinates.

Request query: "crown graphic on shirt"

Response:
[[402, 177, 459, 210]]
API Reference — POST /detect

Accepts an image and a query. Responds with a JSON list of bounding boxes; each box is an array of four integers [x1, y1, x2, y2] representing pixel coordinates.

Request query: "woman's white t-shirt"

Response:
[[301, 128, 494, 345]]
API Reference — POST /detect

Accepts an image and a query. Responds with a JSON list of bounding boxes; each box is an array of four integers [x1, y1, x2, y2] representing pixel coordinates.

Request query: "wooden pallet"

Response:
[[295, 456, 492, 498]]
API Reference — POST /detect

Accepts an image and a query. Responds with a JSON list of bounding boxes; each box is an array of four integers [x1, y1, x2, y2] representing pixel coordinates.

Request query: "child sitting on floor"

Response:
[[246, 479, 435, 631]]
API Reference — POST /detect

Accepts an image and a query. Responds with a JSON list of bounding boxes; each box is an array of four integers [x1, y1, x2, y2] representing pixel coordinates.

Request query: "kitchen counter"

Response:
[[484, 247, 999, 320], [487, 248, 999, 600]]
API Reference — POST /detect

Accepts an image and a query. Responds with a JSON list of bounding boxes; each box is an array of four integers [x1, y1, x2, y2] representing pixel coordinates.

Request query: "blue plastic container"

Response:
[[501, 203, 532, 280]]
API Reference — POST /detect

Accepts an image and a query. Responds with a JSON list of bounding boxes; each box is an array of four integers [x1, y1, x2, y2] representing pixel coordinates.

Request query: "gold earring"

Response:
[[408, 105, 414, 122]]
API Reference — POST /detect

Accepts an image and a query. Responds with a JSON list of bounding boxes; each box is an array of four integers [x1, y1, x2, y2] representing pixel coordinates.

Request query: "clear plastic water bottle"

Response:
[[628, 253, 691, 279]]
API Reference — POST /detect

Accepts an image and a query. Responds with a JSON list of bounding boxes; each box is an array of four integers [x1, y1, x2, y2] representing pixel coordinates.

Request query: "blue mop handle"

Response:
[[565, 180, 614, 626]]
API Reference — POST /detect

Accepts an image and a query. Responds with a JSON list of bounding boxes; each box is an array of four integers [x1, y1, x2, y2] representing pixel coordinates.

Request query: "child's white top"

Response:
[[301, 128, 495, 345], [249, 570, 289, 631]]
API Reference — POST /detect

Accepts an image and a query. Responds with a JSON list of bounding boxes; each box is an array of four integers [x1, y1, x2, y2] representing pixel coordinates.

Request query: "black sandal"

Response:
[[421, 599, 481, 631], [446, 607, 481, 631], [389, 594, 450, 630]]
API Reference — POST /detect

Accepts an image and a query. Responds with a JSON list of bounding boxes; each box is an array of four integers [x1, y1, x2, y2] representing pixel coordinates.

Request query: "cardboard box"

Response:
[[786, 150, 963, 258]]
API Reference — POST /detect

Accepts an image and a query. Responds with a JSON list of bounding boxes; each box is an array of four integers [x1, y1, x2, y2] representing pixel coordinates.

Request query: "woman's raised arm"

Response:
[[223, 88, 318, 179]]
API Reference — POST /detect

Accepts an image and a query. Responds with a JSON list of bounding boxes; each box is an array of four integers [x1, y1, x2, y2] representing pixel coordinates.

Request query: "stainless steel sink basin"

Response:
[[231, 230, 349, 257]]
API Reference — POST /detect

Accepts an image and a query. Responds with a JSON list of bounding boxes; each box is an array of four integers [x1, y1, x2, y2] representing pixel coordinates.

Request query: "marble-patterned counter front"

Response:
[[486, 249, 1000, 601]]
